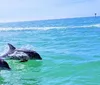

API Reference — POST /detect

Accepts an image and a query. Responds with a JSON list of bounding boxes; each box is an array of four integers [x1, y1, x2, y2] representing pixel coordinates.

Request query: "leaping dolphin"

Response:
[[0, 43, 42, 62]]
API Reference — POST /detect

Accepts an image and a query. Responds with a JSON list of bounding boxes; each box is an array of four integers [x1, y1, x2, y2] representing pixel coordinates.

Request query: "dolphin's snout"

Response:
[[34, 52, 42, 60]]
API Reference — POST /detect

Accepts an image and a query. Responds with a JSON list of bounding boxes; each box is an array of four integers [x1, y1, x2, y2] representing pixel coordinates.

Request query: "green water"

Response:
[[0, 17, 100, 85]]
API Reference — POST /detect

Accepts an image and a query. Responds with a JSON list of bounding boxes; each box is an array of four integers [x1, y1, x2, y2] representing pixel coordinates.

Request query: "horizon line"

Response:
[[0, 15, 99, 23]]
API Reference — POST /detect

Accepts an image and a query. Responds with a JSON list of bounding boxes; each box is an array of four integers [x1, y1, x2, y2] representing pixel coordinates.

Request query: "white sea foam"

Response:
[[0, 23, 100, 31]]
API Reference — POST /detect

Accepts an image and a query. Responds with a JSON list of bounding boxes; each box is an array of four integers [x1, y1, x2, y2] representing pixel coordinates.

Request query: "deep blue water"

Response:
[[0, 16, 100, 85]]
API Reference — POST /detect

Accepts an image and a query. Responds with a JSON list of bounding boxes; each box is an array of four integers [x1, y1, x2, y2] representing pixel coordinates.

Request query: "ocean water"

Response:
[[0, 16, 100, 85]]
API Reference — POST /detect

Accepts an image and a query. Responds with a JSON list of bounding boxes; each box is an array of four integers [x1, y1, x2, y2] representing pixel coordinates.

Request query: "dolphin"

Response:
[[0, 43, 42, 62], [0, 58, 11, 70]]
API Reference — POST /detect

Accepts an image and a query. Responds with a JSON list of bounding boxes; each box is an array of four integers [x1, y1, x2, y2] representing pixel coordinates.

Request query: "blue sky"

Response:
[[0, 0, 99, 22]]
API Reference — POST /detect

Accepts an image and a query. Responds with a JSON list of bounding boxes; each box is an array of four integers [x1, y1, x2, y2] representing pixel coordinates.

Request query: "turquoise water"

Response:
[[0, 17, 100, 85]]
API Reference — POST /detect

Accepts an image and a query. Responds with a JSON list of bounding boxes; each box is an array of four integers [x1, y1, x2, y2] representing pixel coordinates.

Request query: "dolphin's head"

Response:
[[0, 59, 11, 70], [23, 51, 42, 60], [34, 52, 42, 60]]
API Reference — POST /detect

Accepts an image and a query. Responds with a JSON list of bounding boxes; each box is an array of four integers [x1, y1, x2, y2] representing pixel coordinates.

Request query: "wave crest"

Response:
[[0, 24, 100, 31]]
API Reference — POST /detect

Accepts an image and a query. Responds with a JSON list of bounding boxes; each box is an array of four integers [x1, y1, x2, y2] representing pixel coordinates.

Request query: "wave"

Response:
[[0, 24, 100, 31]]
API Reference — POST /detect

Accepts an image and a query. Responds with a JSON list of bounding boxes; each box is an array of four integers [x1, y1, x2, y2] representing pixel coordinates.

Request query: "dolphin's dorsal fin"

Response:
[[8, 43, 16, 51], [0, 43, 16, 57]]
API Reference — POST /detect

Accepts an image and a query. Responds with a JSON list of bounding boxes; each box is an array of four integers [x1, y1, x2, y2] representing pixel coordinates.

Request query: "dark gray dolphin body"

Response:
[[1, 43, 42, 62], [0, 58, 11, 70]]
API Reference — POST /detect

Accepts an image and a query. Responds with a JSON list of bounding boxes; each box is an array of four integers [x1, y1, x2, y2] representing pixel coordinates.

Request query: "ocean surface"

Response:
[[0, 16, 100, 85]]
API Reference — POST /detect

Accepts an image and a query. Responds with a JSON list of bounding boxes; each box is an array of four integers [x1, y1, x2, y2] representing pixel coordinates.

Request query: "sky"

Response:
[[0, 0, 99, 22]]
